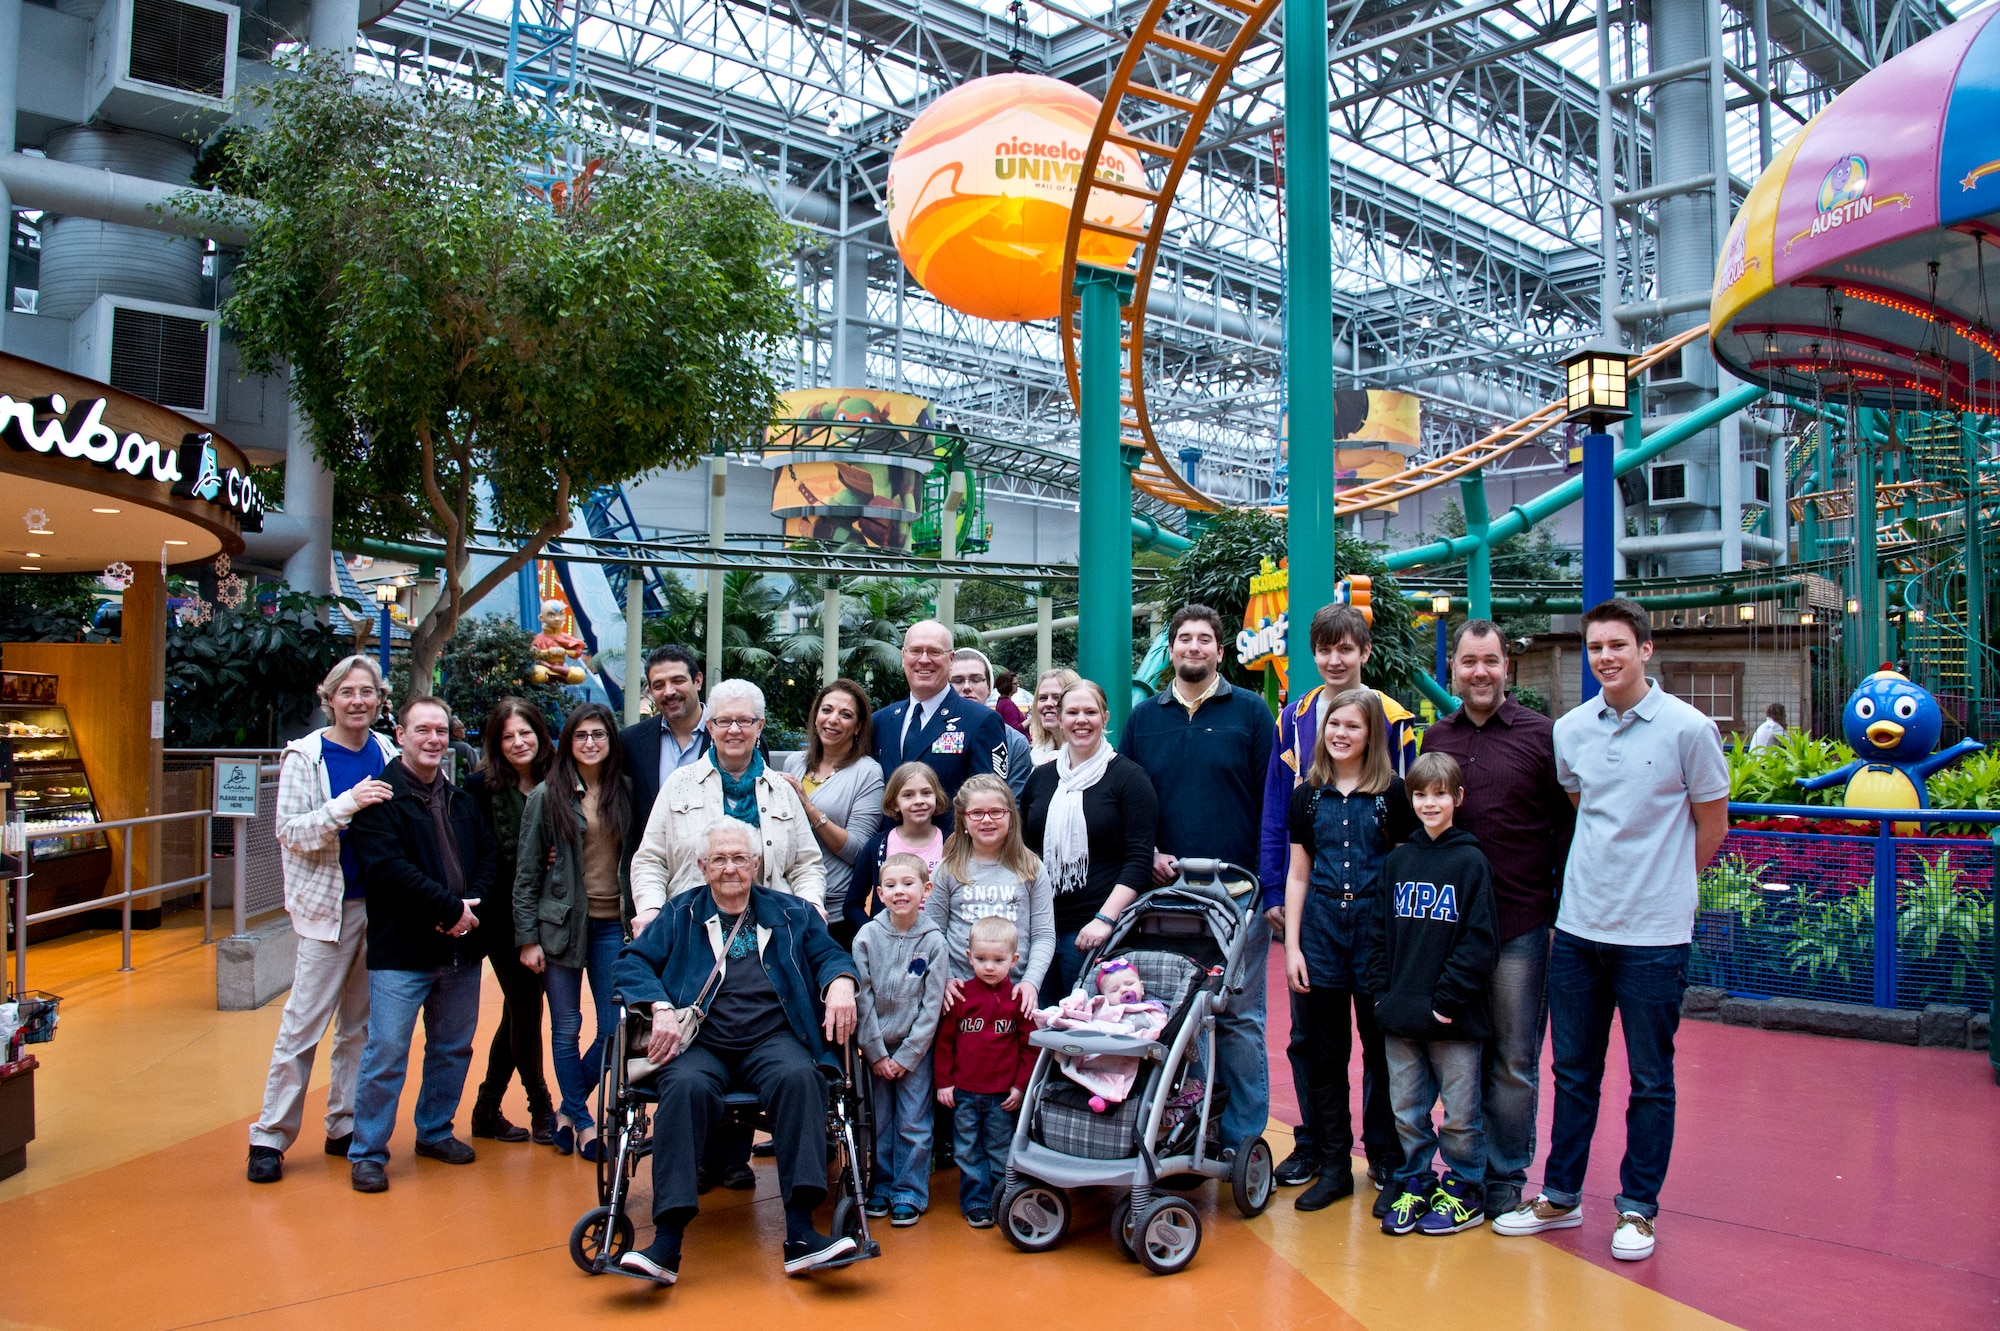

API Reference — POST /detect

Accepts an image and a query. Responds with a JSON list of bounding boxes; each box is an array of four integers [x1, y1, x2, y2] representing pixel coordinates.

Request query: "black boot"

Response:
[[529, 1108, 556, 1146], [471, 1102, 529, 1142], [1295, 1164, 1355, 1212]]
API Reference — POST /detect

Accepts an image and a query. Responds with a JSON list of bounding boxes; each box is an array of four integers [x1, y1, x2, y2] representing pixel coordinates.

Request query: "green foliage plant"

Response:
[[165, 586, 354, 746], [177, 55, 800, 684], [1896, 850, 1993, 1005], [431, 615, 567, 734]]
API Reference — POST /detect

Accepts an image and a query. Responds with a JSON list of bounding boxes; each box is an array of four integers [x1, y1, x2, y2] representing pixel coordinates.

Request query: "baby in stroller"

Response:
[[1034, 958, 1169, 1112]]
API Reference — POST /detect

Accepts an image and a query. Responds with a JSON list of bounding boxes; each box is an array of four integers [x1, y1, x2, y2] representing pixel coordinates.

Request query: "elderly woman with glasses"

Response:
[[631, 678, 828, 935], [612, 818, 860, 1284]]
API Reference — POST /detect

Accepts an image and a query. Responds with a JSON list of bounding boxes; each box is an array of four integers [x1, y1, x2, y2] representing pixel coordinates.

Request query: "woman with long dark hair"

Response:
[[778, 678, 884, 948], [512, 702, 635, 1161], [463, 698, 556, 1145]]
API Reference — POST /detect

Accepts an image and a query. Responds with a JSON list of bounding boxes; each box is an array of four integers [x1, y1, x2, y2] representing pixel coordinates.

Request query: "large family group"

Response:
[[241, 595, 1727, 1281]]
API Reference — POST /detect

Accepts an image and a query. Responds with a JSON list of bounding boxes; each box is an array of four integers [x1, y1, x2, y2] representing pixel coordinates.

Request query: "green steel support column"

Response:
[[1964, 419, 1985, 734], [1283, 0, 1336, 688], [1459, 472, 1493, 621], [1076, 263, 1138, 734], [1855, 409, 1881, 673]]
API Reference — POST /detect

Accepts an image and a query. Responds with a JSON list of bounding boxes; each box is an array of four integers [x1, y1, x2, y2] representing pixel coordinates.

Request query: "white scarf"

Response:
[[1045, 739, 1116, 895]]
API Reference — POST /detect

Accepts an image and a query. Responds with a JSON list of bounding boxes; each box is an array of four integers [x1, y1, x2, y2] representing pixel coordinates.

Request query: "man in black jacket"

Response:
[[622, 644, 708, 825], [346, 696, 502, 1193]]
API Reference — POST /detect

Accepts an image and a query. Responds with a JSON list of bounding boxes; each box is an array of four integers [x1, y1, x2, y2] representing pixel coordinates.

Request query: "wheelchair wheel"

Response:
[[1109, 1196, 1136, 1262], [998, 1179, 1069, 1253], [569, 1206, 634, 1275], [1132, 1196, 1202, 1275], [1230, 1134, 1275, 1217], [830, 1193, 867, 1243]]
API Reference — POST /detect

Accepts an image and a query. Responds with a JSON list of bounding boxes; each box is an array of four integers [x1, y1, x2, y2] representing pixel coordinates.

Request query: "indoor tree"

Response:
[[179, 56, 799, 682]]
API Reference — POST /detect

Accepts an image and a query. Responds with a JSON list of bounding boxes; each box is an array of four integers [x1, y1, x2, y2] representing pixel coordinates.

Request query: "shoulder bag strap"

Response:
[[689, 910, 752, 1016]]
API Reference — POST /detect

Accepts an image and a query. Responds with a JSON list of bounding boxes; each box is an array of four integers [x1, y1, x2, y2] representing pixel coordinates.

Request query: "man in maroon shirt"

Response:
[[1417, 620, 1575, 1218]]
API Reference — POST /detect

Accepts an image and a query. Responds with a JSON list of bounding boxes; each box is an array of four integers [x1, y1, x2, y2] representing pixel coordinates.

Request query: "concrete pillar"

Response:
[[830, 238, 870, 387], [822, 580, 840, 686], [1036, 594, 1053, 682], [310, 0, 363, 66], [281, 396, 335, 595], [705, 454, 726, 694], [935, 469, 964, 628], [624, 563, 644, 725]]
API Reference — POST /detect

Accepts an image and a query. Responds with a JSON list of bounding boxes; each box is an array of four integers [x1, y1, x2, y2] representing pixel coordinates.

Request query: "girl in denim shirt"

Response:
[[1281, 688, 1417, 1213]]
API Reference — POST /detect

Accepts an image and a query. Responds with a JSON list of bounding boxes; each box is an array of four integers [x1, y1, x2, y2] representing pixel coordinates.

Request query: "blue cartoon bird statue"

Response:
[[1795, 669, 1983, 826]]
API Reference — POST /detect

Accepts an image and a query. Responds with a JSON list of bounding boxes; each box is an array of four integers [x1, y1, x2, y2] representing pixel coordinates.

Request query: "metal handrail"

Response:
[[6, 807, 217, 995]]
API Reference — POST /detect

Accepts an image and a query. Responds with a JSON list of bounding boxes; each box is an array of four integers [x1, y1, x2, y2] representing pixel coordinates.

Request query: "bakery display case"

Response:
[[0, 673, 114, 944], [1, 699, 107, 860]]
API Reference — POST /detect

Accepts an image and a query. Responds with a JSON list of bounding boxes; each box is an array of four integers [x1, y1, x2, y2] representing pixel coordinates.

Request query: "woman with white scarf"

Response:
[[1018, 679, 1161, 996]]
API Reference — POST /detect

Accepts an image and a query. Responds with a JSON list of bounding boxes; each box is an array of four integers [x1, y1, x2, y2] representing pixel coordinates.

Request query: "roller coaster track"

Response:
[[1054, 1, 1710, 517]]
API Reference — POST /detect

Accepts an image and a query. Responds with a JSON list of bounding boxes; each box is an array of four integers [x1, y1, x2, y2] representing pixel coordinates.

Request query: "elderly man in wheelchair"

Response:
[[606, 817, 865, 1284]]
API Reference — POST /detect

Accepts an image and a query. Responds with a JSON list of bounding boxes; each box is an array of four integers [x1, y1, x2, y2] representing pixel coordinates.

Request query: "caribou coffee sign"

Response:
[[1, 391, 264, 529]]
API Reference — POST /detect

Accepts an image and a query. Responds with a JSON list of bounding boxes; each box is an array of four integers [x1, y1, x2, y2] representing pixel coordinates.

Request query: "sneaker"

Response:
[[1415, 1176, 1484, 1236], [1294, 1166, 1355, 1212], [782, 1232, 858, 1275], [1612, 1211, 1656, 1261], [721, 1162, 757, 1190], [1380, 1177, 1434, 1235], [965, 1208, 995, 1229], [1272, 1148, 1323, 1187], [1491, 1194, 1584, 1236], [619, 1245, 681, 1285], [323, 1132, 353, 1157], [1366, 1158, 1396, 1192], [246, 1145, 283, 1184], [1371, 1175, 1403, 1220], [413, 1136, 477, 1165], [350, 1161, 389, 1193], [891, 1204, 920, 1227], [864, 1197, 892, 1219]]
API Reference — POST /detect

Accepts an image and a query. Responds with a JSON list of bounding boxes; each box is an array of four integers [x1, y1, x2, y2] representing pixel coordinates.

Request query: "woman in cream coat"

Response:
[[629, 678, 826, 931]]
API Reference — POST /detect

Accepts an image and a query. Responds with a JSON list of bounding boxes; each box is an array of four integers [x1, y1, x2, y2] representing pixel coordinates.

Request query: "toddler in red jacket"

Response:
[[934, 916, 1034, 1228]]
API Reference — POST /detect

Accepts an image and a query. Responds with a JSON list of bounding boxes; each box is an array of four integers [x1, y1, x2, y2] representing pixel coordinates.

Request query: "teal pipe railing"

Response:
[[1384, 382, 1769, 575]]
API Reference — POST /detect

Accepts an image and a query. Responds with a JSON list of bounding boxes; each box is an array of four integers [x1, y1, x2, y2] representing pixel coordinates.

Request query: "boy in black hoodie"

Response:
[[1364, 751, 1498, 1237]]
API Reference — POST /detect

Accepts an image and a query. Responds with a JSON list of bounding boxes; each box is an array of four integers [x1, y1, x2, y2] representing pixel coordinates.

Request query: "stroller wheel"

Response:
[[1132, 1196, 1202, 1275], [569, 1205, 635, 1275], [998, 1180, 1070, 1253], [1109, 1196, 1136, 1261], [1230, 1135, 1276, 1217]]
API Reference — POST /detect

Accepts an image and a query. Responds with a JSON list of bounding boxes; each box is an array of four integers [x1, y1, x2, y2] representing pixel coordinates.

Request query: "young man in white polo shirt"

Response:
[[1492, 598, 1727, 1261]]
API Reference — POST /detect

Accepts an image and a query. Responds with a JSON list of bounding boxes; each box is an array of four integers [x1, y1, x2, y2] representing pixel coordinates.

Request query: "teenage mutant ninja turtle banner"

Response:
[[765, 389, 936, 550]]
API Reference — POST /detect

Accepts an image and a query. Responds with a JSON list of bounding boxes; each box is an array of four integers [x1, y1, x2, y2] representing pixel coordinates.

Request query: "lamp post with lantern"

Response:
[[376, 582, 399, 676], [1559, 342, 1633, 702]]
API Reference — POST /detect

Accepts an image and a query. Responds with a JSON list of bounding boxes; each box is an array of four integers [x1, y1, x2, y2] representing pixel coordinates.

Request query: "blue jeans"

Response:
[[349, 962, 483, 1166], [870, 1052, 935, 1209], [1213, 909, 1272, 1150], [952, 1091, 1016, 1215], [543, 919, 624, 1130], [1385, 1036, 1485, 1191], [1483, 925, 1549, 1200], [1051, 928, 1088, 996], [1543, 930, 1689, 1219]]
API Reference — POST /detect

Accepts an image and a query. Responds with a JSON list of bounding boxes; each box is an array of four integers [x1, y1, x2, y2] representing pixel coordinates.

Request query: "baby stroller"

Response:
[[997, 859, 1275, 1274], [567, 1002, 881, 1276]]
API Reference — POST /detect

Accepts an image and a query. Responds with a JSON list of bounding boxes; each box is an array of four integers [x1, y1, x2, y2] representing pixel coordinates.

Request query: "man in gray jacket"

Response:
[[852, 853, 949, 1226]]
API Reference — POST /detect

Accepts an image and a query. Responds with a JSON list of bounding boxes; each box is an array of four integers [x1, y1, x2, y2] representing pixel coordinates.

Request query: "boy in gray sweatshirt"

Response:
[[855, 852, 949, 1225]]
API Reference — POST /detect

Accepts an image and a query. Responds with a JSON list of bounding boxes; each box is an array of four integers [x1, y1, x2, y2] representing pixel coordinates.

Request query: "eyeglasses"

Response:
[[704, 853, 756, 869], [904, 647, 950, 659], [333, 687, 379, 701], [710, 717, 760, 732], [962, 808, 1009, 822], [572, 729, 609, 743]]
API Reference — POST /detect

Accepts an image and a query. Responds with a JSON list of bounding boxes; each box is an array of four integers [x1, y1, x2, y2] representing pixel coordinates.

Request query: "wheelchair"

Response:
[[568, 1002, 882, 1276]]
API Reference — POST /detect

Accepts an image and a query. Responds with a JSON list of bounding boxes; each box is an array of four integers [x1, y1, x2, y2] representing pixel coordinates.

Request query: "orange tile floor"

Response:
[[2, 913, 1987, 1329]]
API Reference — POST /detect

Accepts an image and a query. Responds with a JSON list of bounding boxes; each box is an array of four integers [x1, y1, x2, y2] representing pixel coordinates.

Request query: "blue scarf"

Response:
[[711, 746, 764, 827]]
